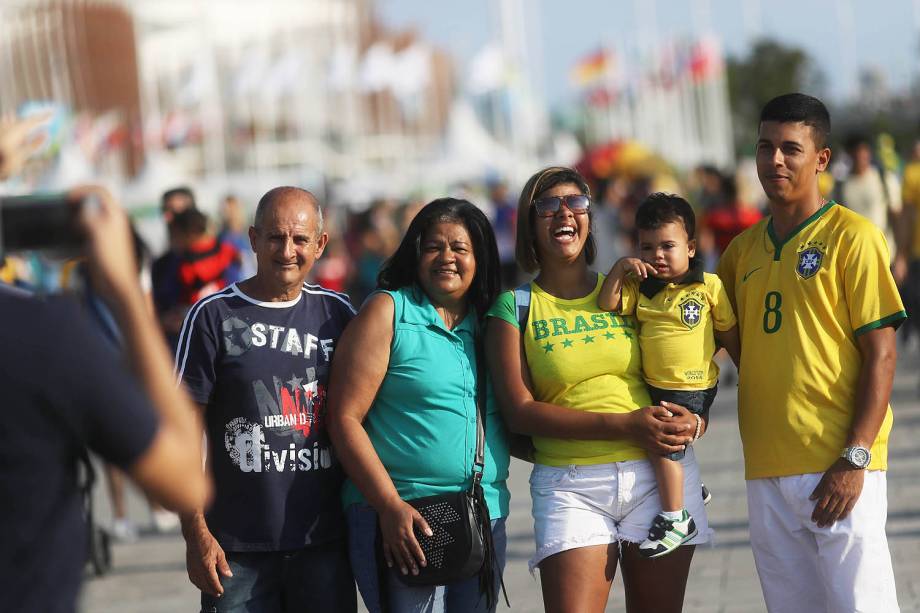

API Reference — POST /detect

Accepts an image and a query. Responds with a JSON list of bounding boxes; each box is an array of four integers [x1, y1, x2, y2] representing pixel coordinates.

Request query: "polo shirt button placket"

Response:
[[454, 343, 476, 423]]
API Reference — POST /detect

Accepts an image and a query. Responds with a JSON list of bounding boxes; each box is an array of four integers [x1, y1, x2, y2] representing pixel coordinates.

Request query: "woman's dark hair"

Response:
[[170, 208, 208, 236], [377, 198, 500, 318], [515, 166, 596, 273], [635, 193, 697, 239]]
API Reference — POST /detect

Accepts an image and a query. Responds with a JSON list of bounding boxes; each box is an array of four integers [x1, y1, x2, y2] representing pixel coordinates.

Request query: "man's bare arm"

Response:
[[178, 403, 230, 597], [809, 326, 896, 527]]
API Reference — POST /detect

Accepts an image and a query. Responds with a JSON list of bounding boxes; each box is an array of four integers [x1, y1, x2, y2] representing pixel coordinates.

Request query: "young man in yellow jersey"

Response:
[[600, 193, 740, 558], [717, 93, 906, 613]]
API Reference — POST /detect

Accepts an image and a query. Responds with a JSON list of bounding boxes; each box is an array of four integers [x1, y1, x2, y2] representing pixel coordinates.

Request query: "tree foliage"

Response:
[[727, 38, 825, 155]]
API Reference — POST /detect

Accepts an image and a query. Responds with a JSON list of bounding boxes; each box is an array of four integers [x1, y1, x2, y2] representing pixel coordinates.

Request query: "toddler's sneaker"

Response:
[[638, 510, 697, 558]]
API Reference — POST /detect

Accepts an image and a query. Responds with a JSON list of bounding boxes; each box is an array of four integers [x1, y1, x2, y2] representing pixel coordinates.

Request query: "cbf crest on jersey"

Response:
[[796, 241, 826, 279], [678, 297, 704, 329]]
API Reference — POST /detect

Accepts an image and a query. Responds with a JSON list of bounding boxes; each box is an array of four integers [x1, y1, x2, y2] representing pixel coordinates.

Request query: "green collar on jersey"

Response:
[[766, 200, 836, 261]]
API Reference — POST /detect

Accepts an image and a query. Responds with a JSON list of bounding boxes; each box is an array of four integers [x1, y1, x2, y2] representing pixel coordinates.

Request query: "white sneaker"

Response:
[[111, 518, 138, 542], [152, 510, 180, 533]]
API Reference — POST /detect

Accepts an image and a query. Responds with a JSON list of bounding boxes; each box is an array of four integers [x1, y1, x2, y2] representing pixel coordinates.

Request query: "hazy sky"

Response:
[[377, 0, 920, 108]]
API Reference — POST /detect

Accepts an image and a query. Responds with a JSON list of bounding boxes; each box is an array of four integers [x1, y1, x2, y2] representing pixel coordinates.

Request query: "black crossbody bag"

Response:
[[390, 346, 508, 608]]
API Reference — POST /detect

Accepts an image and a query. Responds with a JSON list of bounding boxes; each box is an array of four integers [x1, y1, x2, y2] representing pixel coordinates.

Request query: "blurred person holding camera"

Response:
[[0, 116, 210, 613], [59, 224, 184, 539]]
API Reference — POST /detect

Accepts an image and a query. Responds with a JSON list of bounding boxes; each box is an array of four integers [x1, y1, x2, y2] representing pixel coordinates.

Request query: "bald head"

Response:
[[253, 186, 323, 234]]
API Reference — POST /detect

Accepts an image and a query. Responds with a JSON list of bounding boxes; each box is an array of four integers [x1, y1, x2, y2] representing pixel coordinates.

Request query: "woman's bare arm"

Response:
[[326, 293, 431, 576]]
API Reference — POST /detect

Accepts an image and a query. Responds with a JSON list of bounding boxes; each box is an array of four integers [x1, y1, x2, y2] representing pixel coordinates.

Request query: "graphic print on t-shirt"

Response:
[[218, 311, 338, 474], [221, 314, 335, 360], [177, 285, 352, 475]]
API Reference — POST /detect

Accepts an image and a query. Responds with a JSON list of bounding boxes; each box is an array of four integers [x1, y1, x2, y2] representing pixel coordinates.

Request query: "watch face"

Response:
[[848, 447, 870, 467]]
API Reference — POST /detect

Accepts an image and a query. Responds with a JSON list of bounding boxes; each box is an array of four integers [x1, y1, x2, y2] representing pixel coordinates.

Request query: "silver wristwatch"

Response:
[[841, 446, 871, 469]]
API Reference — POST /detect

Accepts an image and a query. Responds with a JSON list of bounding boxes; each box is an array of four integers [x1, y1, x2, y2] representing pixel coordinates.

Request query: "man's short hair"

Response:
[[161, 186, 196, 213], [760, 93, 831, 149], [635, 193, 697, 239], [253, 187, 323, 235], [170, 208, 208, 237]]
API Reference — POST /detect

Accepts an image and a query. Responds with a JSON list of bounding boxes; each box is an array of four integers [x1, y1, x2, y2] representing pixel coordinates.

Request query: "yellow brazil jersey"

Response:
[[486, 274, 650, 466], [621, 263, 736, 390], [717, 201, 906, 480], [902, 160, 920, 259]]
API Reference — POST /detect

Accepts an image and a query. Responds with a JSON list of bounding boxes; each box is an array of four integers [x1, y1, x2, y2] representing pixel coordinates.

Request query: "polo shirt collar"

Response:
[[639, 257, 705, 299]]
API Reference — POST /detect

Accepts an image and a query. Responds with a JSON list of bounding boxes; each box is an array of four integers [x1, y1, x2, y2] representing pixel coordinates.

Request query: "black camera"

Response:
[[0, 193, 89, 255]]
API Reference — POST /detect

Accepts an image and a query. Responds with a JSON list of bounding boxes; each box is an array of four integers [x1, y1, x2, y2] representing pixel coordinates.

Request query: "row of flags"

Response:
[[571, 36, 724, 103], [569, 35, 734, 169]]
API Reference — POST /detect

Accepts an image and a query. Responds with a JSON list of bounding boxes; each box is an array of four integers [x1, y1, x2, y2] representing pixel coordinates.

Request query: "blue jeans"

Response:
[[647, 384, 717, 461], [346, 503, 507, 613], [200, 541, 356, 613]]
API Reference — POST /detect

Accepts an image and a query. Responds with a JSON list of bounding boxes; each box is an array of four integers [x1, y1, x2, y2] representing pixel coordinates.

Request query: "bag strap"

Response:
[[473, 323, 510, 608], [513, 282, 531, 331], [471, 335, 486, 485]]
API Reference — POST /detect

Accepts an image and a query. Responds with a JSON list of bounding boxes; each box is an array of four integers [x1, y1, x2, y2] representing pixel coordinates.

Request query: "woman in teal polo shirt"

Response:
[[327, 198, 510, 613]]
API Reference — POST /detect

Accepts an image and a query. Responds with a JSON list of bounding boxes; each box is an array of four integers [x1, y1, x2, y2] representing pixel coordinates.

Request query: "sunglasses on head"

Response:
[[532, 194, 591, 217]]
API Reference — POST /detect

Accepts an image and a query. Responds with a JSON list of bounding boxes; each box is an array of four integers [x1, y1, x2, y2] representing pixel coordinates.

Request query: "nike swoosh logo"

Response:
[[742, 267, 762, 282]]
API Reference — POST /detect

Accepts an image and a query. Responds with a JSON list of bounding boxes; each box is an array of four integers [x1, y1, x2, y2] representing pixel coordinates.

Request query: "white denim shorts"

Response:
[[529, 446, 712, 571], [747, 471, 899, 613]]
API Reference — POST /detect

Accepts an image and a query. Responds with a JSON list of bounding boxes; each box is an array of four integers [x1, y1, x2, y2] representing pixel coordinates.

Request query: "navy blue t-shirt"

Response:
[[176, 282, 355, 551], [0, 289, 159, 613]]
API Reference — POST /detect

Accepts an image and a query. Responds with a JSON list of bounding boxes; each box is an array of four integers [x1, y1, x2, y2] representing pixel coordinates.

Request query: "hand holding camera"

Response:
[[70, 185, 144, 312]]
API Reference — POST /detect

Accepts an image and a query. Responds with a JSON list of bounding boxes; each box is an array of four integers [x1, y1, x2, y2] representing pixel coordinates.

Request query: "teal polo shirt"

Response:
[[341, 285, 510, 519]]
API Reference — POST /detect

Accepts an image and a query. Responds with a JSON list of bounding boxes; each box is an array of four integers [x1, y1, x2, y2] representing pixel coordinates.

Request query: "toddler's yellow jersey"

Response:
[[621, 266, 736, 390], [487, 274, 650, 466], [718, 202, 906, 479]]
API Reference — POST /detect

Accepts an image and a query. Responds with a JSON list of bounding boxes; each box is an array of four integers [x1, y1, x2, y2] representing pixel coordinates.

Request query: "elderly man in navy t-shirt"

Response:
[[176, 186, 357, 612]]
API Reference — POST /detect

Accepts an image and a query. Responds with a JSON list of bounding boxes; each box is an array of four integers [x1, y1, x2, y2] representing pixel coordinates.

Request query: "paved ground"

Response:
[[80, 342, 920, 612]]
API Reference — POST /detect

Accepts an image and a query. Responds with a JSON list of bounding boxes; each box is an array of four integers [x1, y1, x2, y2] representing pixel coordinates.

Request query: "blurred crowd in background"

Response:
[[5, 128, 918, 351]]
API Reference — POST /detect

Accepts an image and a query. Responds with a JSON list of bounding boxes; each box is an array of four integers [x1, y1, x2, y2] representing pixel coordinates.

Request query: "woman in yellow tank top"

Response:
[[485, 167, 707, 612]]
